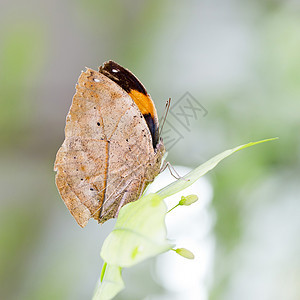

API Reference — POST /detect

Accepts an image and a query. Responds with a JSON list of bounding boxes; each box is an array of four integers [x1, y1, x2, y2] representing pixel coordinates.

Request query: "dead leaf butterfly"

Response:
[[54, 61, 165, 227]]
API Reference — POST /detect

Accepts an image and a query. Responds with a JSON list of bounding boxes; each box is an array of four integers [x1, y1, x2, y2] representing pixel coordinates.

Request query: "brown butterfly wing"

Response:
[[54, 68, 164, 227]]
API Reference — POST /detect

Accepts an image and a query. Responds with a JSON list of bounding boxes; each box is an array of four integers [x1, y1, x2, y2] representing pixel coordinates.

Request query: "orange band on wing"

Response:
[[128, 89, 157, 120]]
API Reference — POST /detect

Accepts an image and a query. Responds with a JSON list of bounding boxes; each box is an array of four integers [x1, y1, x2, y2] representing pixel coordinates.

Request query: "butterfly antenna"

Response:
[[159, 98, 171, 138]]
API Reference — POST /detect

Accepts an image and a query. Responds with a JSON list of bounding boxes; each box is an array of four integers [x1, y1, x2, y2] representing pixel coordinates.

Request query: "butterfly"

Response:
[[54, 61, 165, 227]]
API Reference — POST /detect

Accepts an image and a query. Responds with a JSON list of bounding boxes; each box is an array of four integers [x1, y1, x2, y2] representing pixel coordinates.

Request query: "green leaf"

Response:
[[100, 193, 174, 267], [92, 264, 124, 300], [157, 138, 278, 199], [96, 137, 278, 299]]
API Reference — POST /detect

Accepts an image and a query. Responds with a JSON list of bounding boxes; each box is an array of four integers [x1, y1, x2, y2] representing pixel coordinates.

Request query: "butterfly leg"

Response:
[[160, 161, 189, 181]]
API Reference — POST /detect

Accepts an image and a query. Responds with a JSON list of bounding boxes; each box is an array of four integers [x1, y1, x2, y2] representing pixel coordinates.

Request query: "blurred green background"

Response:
[[1, 0, 299, 299]]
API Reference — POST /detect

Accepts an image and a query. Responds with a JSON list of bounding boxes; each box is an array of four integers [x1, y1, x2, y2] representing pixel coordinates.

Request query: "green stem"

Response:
[[167, 204, 179, 213], [100, 262, 107, 282]]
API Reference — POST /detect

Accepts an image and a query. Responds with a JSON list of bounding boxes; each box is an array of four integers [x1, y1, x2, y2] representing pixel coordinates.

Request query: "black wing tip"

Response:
[[99, 60, 148, 95], [99, 60, 124, 73]]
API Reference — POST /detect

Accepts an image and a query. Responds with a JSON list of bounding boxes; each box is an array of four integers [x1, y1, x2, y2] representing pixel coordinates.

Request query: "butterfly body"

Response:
[[54, 62, 164, 227]]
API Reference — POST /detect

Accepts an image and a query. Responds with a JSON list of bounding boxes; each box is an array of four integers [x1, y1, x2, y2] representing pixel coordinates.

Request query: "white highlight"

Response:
[[93, 78, 100, 82], [112, 69, 118, 73]]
